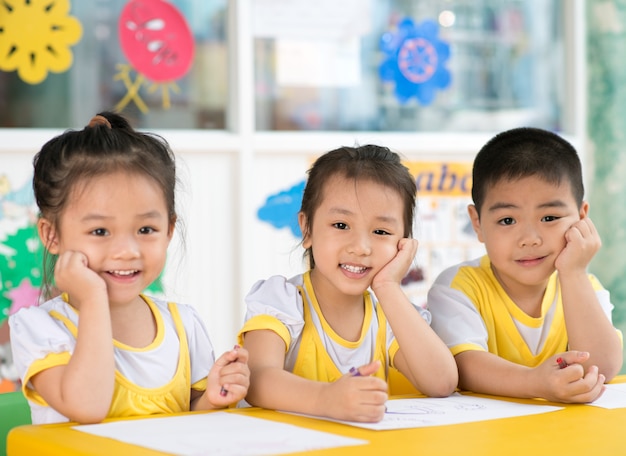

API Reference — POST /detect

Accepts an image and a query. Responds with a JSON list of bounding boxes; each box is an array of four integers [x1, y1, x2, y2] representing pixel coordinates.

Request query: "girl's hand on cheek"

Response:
[[55, 250, 107, 302], [372, 238, 418, 291]]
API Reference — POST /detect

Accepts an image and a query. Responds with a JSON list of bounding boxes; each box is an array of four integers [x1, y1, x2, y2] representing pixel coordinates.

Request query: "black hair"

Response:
[[32, 111, 178, 295], [471, 127, 584, 216]]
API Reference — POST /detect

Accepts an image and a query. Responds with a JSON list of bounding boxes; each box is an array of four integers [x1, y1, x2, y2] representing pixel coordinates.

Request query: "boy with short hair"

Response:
[[428, 127, 623, 403]]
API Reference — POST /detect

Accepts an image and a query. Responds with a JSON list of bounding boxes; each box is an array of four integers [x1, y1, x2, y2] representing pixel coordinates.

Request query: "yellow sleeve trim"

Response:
[[450, 343, 486, 357], [22, 351, 72, 406], [191, 377, 208, 392], [237, 315, 291, 352]]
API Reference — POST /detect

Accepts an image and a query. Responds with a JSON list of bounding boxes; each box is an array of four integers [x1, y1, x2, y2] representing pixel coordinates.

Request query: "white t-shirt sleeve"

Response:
[[243, 275, 305, 344], [427, 268, 489, 353], [176, 303, 216, 385], [9, 305, 75, 387], [590, 275, 616, 323]]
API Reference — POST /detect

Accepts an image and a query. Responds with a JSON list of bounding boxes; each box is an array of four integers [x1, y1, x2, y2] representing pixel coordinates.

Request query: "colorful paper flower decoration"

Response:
[[0, 177, 39, 324], [379, 18, 451, 105], [115, 0, 195, 113], [0, 0, 82, 84]]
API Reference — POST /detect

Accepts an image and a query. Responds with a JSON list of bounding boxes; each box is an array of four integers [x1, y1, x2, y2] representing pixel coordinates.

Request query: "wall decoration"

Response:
[[379, 18, 451, 105], [257, 181, 305, 238], [0, 0, 82, 84], [0, 177, 40, 326], [115, 0, 195, 113]]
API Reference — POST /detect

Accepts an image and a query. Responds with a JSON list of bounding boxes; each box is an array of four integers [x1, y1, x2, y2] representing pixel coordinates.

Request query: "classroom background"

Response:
[[1, 0, 625, 391]]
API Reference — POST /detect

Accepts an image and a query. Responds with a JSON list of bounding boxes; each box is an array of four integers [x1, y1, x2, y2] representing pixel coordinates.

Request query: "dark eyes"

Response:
[[332, 223, 391, 235], [498, 216, 560, 225], [91, 227, 156, 236]]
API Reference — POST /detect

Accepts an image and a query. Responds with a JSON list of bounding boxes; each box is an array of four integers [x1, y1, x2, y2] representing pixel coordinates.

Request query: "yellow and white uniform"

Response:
[[237, 271, 431, 384], [9, 294, 214, 424], [427, 255, 618, 366]]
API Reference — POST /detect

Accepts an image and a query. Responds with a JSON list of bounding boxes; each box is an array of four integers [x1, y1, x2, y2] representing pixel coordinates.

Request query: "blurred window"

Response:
[[0, 0, 228, 129], [253, 0, 562, 132]]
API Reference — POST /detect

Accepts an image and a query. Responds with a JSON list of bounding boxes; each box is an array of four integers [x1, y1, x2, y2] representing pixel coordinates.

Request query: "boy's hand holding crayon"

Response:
[[535, 351, 605, 403]]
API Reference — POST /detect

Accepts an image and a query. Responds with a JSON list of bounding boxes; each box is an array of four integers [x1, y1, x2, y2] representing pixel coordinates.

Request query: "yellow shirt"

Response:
[[238, 271, 423, 394], [10, 295, 212, 424], [428, 256, 618, 366]]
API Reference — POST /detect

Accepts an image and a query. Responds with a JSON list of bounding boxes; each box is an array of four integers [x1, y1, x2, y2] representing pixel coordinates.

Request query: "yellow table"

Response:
[[8, 380, 626, 455]]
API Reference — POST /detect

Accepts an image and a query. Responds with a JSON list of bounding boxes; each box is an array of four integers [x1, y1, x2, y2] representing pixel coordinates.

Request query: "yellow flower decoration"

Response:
[[0, 0, 82, 84]]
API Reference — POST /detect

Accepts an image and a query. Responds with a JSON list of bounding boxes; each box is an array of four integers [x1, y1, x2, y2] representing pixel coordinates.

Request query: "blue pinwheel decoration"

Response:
[[379, 18, 451, 105]]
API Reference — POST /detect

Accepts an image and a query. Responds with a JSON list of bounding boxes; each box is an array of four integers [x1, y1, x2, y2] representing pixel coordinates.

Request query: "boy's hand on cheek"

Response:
[[554, 217, 601, 274], [372, 238, 418, 291]]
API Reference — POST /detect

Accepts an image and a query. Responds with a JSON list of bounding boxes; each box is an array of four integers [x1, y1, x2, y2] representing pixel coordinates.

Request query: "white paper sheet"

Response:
[[73, 412, 367, 455], [285, 393, 563, 431], [588, 383, 626, 409]]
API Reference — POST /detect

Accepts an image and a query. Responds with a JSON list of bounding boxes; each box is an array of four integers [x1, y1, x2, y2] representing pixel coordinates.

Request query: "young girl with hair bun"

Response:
[[10, 112, 249, 424]]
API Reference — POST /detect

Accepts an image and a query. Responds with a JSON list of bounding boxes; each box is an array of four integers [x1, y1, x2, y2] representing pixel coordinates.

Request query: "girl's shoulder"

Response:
[[246, 274, 303, 300], [244, 274, 305, 320], [8, 296, 77, 353], [10, 295, 74, 323]]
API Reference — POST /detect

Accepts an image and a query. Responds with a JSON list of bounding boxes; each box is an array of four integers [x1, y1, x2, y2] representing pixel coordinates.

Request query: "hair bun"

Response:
[[87, 115, 112, 129]]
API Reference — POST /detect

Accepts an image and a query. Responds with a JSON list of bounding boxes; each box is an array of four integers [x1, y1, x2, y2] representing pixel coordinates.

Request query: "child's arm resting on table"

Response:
[[243, 329, 388, 422], [555, 217, 623, 380], [455, 349, 605, 403], [371, 238, 458, 398]]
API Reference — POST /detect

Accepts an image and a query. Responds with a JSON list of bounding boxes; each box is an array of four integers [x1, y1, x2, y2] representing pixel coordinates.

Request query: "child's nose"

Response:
[[348, 232, 372, 256], [518, 224, 542, 247], [112, 235, 141, 258]]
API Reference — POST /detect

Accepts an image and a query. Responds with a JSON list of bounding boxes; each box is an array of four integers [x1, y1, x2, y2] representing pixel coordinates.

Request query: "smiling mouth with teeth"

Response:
[[341, 264, 367, 274], [109, 270, 138, 276]]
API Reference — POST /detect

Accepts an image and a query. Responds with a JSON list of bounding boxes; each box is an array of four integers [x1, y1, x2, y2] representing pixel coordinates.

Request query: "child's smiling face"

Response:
[[300, 174, 405, 304], [468, 174, 587, 299], [49, 171, 173, 307]]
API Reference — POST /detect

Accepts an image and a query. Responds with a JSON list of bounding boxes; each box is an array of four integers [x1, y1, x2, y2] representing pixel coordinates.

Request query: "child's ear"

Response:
[[168, 216, 177, 239], [37, 218, 60, 254], [579, 201, 589, 218], [298, 212, 311, 248], [467, 204, 485, 243]]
